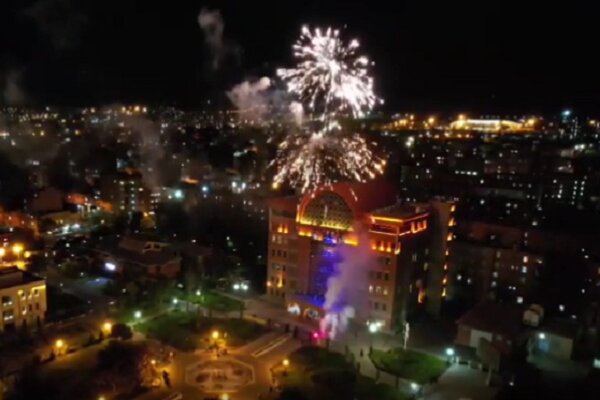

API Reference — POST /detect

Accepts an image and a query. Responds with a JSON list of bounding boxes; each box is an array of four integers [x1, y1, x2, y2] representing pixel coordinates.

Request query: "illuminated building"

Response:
[[0, 267, 47, 333], [267, 181, 455, 330], [100, 168, 151, 215]]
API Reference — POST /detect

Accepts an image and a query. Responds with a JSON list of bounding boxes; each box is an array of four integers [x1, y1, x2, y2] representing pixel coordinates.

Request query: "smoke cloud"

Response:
[[226, 77, 272, 121], [115, 112, 164, 190], [198, 8, 235, 70], [320, 230, 374, 338], [25, 0, 88, 50], [2, 70, 26, 105]]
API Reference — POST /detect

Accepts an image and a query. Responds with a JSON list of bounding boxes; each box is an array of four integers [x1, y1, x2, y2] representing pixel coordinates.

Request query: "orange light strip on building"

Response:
[[441, 287, 447, 297]]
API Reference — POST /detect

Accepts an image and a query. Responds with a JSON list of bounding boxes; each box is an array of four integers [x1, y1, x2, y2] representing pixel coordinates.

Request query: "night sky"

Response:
[[0, 0, 597, 113]]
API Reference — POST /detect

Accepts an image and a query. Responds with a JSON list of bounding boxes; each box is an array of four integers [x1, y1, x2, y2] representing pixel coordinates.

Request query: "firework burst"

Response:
[[272, 25, 385, 192], [272, 126, 386, 193], [277, 26, 381, 118]]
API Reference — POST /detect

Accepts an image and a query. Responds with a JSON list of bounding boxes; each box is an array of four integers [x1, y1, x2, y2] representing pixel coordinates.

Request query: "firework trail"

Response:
[[272, 25, 385, 192]]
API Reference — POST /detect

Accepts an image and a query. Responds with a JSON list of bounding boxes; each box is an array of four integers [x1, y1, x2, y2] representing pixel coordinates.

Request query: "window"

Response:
[[376, 272, 382, 280], [369, 285, 373, 293], [521, 266, 527, 274], [374, 302, 379, 310], [516, 296, 523, 304], [423, 262, 429, 271], [492, 271, 498, 278], [491, 280, 497, 287], [384, 257, 391, 266], [282, 251, 287, 258], [375, 286, 382, 295], [1, 296, 12, 306], [276, 250, 281, 257], [382, 303, 387, 311], [412, 254, 418, 262], [35, 303, 40, 310], [383, 287, 388, 296], [523, 256, 529, 263], [384, 272, 389, 281], [28, 304, 32, 311]]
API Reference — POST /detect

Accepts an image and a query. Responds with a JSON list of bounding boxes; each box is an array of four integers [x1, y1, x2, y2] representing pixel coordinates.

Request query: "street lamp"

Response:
[[102, 321, 113, 335], [55, 339, 65, 355], [98, 396, 106, 400], [538, 332, 546, 340], [12, 243, 24, 256], [445, 347, 455, 364], [0, 247, 5, 258], [283, 358, 290, 368], [410, 382, 420, 394], [134, 310, 142, 320], [172, 297, 179, 305], [212, 330, 220, 340]]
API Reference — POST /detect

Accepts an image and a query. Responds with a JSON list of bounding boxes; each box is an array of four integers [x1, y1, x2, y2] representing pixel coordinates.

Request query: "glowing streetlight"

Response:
[[445, 347, 455, 357], [55, 339, 65, 355], [283, 358, 290, 368], [98, 396, 106, 400], [134, 310, 142, 320], [102, 321, 113, 335], [220, 394, 230, 400], [410, 382, 420, 393], [172, 297, 179, 305], [0, 248, 5, 257], [12, 243, 24, 256], [151, 359, 157, 366], [212, 330, 220, 340], [538, 332, 546, 340]]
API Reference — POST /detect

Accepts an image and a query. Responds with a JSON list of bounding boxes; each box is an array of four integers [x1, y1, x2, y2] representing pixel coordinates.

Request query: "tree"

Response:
[[95, 341, 158, 395], [110, 323, 133, 340]]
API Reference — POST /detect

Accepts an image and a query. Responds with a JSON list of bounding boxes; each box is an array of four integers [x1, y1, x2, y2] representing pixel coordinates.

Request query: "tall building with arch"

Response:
[[267, 181, 455, 330]]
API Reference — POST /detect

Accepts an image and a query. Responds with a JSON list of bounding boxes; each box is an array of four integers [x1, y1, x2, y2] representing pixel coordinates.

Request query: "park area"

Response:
[[274, 346, 410, 400], [188, 290, 245, 314], [370, 348, 447, 384], [137, 311, 266, 351]]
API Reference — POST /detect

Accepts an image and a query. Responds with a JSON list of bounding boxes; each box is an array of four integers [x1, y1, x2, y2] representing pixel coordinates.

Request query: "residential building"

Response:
[[0, 267, 47, 333]]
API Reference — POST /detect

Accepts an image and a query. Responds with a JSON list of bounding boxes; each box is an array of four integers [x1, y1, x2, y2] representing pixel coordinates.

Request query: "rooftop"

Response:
[[370, 202, 429, 220], [457, 301, 524, 338], [0, 267, 44, 290]]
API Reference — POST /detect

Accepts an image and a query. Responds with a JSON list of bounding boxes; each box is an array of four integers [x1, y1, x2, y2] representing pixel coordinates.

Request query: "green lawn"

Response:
[[370, 348, 447, 384], [276, 346, 410, 400], [137, 311, 265, 350], [187, 291, 244, 313]]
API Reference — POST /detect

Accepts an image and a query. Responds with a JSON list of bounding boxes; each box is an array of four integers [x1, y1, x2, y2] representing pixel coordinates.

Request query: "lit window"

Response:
[[523, 256, 529, 263], [521, 266, 527, 274], [383, 287, 388, 296], [369, 285, 373, 293], [491, 281, 497, 287], [516, 296, 523, 304]]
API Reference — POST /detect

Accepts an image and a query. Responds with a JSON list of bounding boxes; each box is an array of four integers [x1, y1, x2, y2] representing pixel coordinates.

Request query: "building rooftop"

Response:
[[0, 267, 44, 290], [370, 202, 429, 220], [457, 301, 524, 338]]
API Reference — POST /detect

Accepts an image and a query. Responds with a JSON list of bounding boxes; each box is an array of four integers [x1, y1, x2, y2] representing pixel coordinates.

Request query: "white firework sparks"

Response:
[[271, 127, 386, 193], [277, 25, 381, 118], [272, 25, 385, 193]]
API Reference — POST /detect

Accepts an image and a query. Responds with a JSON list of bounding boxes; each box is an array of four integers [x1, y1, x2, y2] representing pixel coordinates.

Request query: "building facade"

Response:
[[0, 267, 47, 333], [99, 168, 151, 215], [267, 181, 455, 330]]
